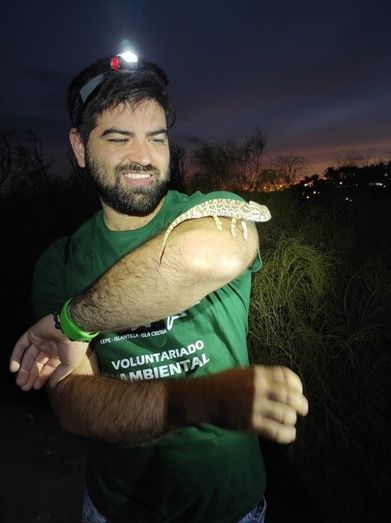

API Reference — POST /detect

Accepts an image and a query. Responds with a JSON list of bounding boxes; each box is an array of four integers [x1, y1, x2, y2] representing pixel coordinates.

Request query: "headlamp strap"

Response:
[[79, 73, 105, 103]]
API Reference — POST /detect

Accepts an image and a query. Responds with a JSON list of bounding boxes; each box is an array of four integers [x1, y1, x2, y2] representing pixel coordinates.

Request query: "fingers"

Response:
[[9, 332, 31, 373], [14, 344, 40, 388], [17, 347, 51, 391], [253, 416, 297, 444], [252, 365, 309, 444], [264, 365, 304, 393], [32, 358, 61, 390], [12, 339, 57, 391], [266, 383, 308, 417]]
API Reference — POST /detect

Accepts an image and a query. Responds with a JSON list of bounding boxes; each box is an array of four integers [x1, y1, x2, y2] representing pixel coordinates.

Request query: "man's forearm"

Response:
[[49, 367, 255, 445], [69, 219, 258, 332], [49, 364, 308, 445], [49, 374, 168, 444]]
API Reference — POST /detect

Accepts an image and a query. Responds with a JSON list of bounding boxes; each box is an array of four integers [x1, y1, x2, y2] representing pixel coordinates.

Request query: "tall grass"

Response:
[[245, 188, 391, 521], [249, 236, 333, 374]]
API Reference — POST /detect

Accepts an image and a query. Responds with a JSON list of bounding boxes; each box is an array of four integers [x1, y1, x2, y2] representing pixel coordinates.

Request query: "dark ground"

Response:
[[0, 384, 87, 523]]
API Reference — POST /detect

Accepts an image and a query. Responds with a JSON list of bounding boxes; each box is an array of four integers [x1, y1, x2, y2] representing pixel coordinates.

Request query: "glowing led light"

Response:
[[119, 51, 138, 63], [110, 56, 120, 70]]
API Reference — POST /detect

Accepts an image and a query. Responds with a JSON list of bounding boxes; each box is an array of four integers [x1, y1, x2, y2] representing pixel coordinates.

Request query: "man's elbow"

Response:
[[181, 223, 259, 281]]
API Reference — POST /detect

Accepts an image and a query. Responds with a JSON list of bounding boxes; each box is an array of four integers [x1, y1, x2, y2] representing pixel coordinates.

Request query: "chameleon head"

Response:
[[248, 201, 272, 222]]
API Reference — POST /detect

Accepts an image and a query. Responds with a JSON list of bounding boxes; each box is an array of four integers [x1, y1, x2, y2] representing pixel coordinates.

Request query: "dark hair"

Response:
[[67, 56, 176, 142]]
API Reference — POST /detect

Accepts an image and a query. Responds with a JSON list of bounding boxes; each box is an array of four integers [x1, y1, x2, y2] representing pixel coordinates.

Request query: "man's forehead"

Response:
[[96, 100, 167, 129]]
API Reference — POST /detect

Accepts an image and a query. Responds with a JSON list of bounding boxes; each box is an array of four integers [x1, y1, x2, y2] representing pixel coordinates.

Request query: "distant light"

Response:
[[119, 50, 138, 63]]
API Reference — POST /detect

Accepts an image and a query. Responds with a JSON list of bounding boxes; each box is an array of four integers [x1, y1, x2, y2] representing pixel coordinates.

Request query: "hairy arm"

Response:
[[10, 216, 259, 390], [49, 352, 308, 445], [70, 217, 259, 332], [48, 352, 168, 445]]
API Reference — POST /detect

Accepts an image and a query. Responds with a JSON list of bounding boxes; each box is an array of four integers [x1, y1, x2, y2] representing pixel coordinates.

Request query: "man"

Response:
[[10, 53, 308, 523]]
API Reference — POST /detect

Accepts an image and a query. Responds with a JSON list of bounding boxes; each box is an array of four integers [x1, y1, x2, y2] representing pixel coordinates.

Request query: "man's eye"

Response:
[[109, 139, 128, 144], [152, 137, 165, 144]]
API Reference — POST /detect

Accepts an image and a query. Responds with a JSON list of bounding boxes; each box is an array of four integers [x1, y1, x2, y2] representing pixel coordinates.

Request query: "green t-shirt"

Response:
[[33, 190, 266, 523]]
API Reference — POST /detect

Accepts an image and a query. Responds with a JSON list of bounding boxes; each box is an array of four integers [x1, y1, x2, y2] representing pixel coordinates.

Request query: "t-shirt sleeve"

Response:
[[182, 190, 262, 273], [32, 237, 71, 320]]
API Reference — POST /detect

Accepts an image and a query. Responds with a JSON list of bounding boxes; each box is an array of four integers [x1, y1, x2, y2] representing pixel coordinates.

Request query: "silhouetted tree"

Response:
[[267, 154, 308, 187], [169, 143, 187, 192], [2, 131, 52, 194], [334, 152, 372, 169], [191, 128, 267, 191], [0, 131, 13, 189]]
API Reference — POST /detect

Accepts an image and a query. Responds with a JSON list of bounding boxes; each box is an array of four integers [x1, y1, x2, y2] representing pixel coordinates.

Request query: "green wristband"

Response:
[[59, 298, 99, 342]]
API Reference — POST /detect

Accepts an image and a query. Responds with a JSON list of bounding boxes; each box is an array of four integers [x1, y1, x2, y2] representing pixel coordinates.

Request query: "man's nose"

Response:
[[126, 139, 153, 166]]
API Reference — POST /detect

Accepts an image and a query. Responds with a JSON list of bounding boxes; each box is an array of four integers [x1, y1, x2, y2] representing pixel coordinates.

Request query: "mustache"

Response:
[[116, 163, 159, 175]]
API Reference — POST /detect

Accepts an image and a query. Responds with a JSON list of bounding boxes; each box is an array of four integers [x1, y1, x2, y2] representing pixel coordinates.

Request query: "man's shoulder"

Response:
[[37, 212, 101, 266]]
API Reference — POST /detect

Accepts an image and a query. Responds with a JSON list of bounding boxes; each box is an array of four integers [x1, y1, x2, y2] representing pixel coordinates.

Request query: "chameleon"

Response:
[[159, 198, 271, 262]]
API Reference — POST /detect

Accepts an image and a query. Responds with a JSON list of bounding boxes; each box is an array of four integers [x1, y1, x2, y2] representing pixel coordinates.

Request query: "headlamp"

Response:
[[79, 52, 139, 105], [70, 51, 175, 128], [72, 50, 156, 127], [118, 51, 138, 64]]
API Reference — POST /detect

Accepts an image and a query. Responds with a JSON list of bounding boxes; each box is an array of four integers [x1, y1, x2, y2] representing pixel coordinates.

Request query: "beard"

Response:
[[84, 152, 170, 217]]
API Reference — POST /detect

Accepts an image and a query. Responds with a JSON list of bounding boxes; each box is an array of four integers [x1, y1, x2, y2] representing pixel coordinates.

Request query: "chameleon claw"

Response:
[[241, 220, 248, 240], [230, 217, 237, 237], [213, 215, 223, 231]]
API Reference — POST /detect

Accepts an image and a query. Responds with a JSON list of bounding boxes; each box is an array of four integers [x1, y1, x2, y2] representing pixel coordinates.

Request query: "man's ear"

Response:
[[69, 128, 86, 168]]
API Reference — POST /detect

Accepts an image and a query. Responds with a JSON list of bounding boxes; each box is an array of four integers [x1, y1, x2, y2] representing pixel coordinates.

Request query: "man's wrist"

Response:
[[56, 298, 100, 342], [166, 368, 254, 431]]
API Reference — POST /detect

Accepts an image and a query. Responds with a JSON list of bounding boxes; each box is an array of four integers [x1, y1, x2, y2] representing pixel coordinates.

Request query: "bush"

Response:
[[247, 188, 391, 521]]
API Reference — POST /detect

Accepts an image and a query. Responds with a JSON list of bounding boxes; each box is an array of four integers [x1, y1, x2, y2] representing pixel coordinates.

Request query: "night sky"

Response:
[[1, 0, 390, 174]]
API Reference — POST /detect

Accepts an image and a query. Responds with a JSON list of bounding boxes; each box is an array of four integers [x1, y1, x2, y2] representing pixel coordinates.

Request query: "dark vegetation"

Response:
[[247, 187, 391, 522], [1, 131, 390, 522]]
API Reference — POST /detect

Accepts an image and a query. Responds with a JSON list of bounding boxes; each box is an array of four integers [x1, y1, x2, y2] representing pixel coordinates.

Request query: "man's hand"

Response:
[[250, 365, 308, 443], [9, 314, 89, 390], [168, 365, 309, 444]]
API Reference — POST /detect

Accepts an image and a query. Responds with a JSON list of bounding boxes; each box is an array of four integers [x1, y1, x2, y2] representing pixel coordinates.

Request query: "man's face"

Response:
[[83, 100, 170, 216]]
